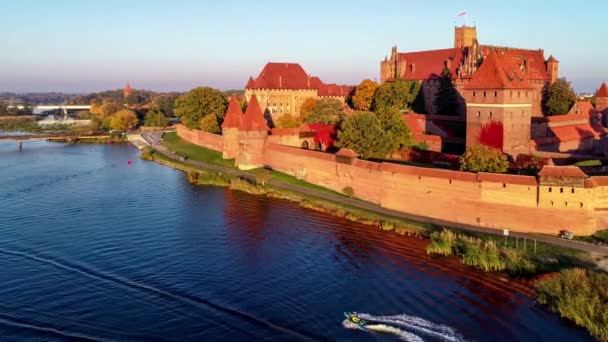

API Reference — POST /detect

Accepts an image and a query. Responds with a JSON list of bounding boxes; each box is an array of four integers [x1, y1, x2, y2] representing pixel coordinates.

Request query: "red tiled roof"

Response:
[[466, 52, 532, 90], [403, 114, 424, 135], [538, 166, 587, 178], [246, 62, 353, 95], [397, 48, 465, 80], [479, 46, 550, 81], [221, 96, 243, 129], [567, 101, 595, 116], [239, 96, 269, 131], [597, 82, 608, 97], [549, 123, 608, 142]]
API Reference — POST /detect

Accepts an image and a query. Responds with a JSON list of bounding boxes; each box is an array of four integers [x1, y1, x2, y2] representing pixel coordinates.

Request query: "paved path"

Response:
[[148, 137, 608, 261]]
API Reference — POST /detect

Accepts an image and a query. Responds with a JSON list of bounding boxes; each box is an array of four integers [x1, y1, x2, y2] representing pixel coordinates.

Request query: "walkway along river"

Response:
[[0, 139, 593, 341]]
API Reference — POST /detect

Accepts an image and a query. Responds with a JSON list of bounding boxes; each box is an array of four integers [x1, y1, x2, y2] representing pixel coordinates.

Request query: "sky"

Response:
[[1, 0, 607, 93]]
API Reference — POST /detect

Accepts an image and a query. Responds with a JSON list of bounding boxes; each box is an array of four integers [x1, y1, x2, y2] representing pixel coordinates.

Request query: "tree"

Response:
[[372, 78, 421, 111], [104, 109, 138, 131], [92, 101, 123, 119], [543, 78, 576, 116], [198, 113, 220, 133], [275, 113, 301, 128], [152, 94, 179, 117], [459, 144, 509, 173], [434, 67, 459, 115], [144, 109, 169, 127], [352, 79, 378, 111], [174, 87, 227, 129], [0, 102, 8, 115], [376, 106, 413, 151], [304, 98, 345, 125], [299, 98, 317, 122], [336, 111, 392, 159]]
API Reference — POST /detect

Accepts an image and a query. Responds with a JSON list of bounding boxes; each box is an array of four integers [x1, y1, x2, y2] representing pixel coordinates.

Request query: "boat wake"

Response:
[[343, 313, 464, 341]]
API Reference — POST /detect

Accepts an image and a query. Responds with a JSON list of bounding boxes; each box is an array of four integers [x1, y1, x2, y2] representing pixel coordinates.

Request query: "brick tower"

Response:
[[124, 82, 132, 97], [454, 25, 477, 48], [546, 55, 559, 84], [221, 96, 243, 159], [236, 95, 269, 170], [464, 52, 533, 157], [596, 82, 608, 114]]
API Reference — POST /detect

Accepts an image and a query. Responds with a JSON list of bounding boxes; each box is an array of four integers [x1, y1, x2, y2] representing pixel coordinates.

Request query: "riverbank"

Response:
[[140, 135, 608, 340]]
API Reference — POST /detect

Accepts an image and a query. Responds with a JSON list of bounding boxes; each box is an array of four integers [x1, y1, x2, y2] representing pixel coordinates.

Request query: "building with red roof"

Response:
[[244, 62, 353, 124], [381, 26, 557, 117]]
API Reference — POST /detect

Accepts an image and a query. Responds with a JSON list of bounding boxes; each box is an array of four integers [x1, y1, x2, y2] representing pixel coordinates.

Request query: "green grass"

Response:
[[161, 131, 235, 168], [249, 168, 348, 197], [575, 230, 608, 245], [425, 228, 592, 276], [535, 269, 608, 341]]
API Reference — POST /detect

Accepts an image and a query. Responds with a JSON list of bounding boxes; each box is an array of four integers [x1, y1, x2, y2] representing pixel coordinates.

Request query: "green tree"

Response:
[[543, 78, 576, 116], [275, 113, 301, 128], [434, 67, 459, 115], [352, 79, 378, 110], [376, 106, 413, 151], [152, 94, 179, 117], [198, 113, 220, 133], [372, 78, 421, 111], [336, 111, 392, 159], [459, 144, 509, 173], [144, 109, 169, 127], [304, 98, 345, 125], [174, 87, 227, 129]]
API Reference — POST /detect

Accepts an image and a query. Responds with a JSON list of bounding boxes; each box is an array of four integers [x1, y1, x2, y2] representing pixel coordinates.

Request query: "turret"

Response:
[[596, 82, 608, 114], [454, 25, 477, 48], [546, 55, 559, 84], [221, 96, 244, 159], [124, 82, 132, 97], [236, 96, 269, 170]]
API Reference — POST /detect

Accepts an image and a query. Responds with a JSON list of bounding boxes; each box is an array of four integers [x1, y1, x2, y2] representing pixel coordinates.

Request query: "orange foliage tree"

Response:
[[352, 79, 378, 111]]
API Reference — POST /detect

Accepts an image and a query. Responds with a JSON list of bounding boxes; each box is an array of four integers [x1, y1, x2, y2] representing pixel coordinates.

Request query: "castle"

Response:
[[383, 26, 608, 157], [244, 63, 353, 124]]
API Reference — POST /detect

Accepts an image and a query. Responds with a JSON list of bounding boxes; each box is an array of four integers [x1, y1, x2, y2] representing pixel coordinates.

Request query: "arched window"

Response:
[[301, 140, 309, 149]]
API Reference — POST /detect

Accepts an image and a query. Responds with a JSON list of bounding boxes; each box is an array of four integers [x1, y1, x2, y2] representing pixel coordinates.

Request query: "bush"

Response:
[[535, 269, 608, 341], [457, 237, 505, 272], [140, 146, 155, 160], [198, 114, 220, 133], [425, 229, 456, 256], [144, 110, 169, 127], [342, 186, 355, 197], [459, 144, 508, 173]]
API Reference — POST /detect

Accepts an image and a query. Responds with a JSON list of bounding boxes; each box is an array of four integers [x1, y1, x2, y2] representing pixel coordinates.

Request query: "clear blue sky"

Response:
[[1, 0, 606, 93]]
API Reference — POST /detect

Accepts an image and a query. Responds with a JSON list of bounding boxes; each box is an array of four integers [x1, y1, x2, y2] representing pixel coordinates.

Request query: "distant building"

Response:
[[244, 63, 353, 123], [124, 82, 132, 97]]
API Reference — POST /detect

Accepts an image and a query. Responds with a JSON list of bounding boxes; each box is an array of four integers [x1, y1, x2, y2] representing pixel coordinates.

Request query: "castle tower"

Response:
[[454, 25, 477, 48], [464, 52, 533, 157], [221, 96, 243, 159], [595, 82, 608, 114], [546, 55, 559, 84], [236, 95, 269, 170], [124, 82, 132, 97]]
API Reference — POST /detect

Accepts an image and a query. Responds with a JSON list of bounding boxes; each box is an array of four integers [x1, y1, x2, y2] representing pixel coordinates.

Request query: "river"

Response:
[[0, 140, 591, 341]]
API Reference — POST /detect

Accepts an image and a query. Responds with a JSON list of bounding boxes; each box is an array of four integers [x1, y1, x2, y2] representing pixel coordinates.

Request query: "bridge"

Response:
[[0, 133, 109, 150], [32, 105, 91, 115]]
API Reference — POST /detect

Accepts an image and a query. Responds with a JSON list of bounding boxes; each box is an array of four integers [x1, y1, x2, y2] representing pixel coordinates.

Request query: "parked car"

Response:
[[559, 230, 574, 240]]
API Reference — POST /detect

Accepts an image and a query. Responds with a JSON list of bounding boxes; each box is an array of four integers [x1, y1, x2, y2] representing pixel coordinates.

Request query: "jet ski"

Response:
[[344, 312, 367, 329]]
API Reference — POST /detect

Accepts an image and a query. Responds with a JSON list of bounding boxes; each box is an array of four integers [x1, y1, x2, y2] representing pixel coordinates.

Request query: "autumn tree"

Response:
[[352, 79, 378, 110], [198, 114, 220, 133], [372, 78, 421, 111], [336, 111, 392, 159], [174, 87, 227, 129], [299, 98, 317, 122], [274, 113, 301, 128], [304, 98, 345, 125], [459, 144, 509, 173], [91, 101, 123, 119], [376, 106, 413, 151], [103, 109, 138, 131], [543, 78, 576, 116], [144, 109, 169, 127], [434, 67, 459, 115]]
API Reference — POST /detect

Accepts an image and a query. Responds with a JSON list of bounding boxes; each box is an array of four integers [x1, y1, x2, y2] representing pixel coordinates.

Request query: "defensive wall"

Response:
[[176, 124, 608, 235]]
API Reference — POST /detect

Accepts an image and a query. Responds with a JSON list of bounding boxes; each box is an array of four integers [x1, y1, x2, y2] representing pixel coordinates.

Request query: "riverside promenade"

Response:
[[142, 132, 608, 269]]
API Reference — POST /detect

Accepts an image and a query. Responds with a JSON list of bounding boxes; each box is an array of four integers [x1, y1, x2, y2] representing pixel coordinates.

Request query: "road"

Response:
[[144, 132, 608, 264]]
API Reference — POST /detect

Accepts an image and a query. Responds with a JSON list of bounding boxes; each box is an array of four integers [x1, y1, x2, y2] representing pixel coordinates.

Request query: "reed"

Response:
[[535, 269, 608, 341]]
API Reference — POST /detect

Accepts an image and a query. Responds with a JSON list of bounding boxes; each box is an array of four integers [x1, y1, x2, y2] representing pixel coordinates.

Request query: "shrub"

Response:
[[459, 144, 508, 173], [199, 114, 220, 133], [425, 229, 456, 256], [457, 237, 505, 272], [342, 186, 355, 197], [140, 146, 155, 160], [535, 269, 608, 341]]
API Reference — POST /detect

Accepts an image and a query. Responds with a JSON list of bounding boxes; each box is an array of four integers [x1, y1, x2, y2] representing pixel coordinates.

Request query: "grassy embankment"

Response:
[[143, 132, 607, 340]]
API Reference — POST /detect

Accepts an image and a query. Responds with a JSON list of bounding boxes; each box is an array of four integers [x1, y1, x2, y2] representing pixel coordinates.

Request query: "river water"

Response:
[[0, 140, 591, 341]]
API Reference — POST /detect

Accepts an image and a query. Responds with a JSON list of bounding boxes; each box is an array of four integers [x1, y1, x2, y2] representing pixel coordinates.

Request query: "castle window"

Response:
[[549, 187, 552, 192], [489, 112, 493, 118], [483, 91, 486, 97], [494, 91, 498, 97], [580, 202, 584, 208], [560, 188, 563, 193], [565, 201, 568, 207], [571, 188, 575, 194], [518, 91, 521, 97], [510, 91, 513, 97], [477, 111, 481, 117], [473, 91, 476, 97], [550, 200, 554, 206], [503, 183, 506, 188]]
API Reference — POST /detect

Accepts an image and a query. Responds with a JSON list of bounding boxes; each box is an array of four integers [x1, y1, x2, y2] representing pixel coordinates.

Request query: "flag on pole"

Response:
[[457, 11, 467, 16]]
